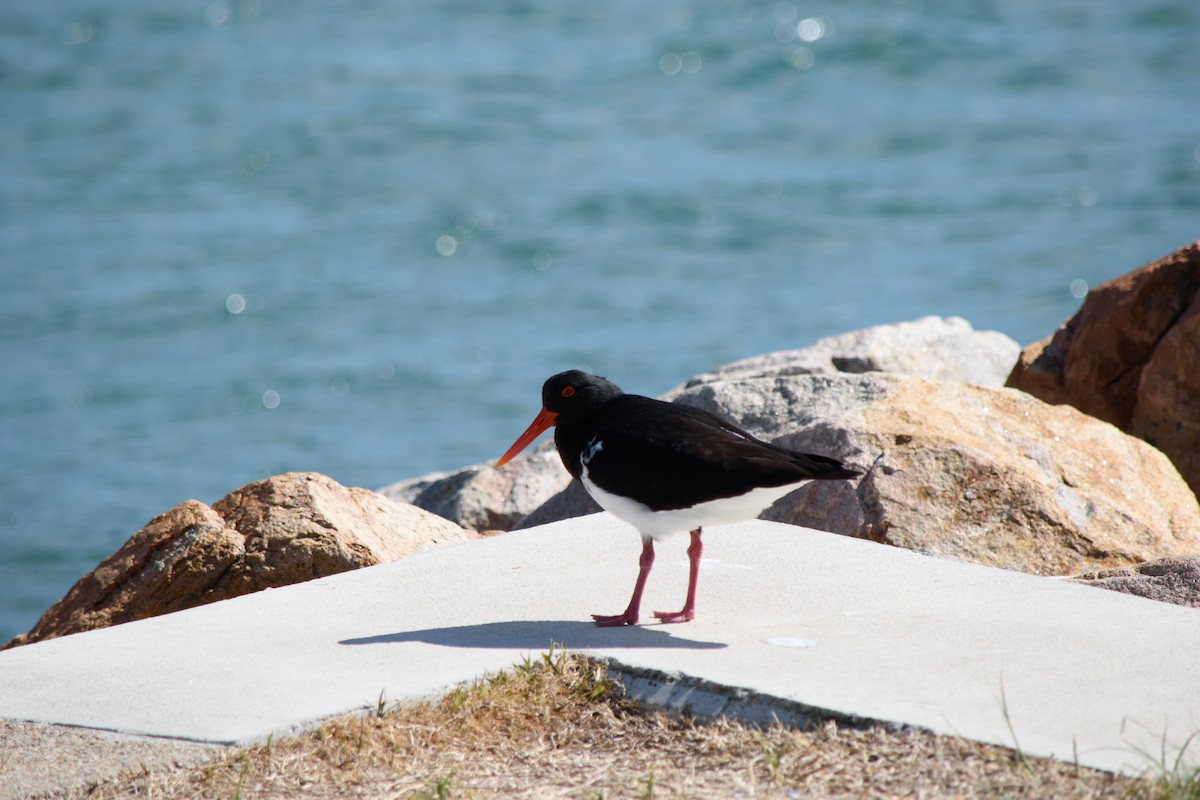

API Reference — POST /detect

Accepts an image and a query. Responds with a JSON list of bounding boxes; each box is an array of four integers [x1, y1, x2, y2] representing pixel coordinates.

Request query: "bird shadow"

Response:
[[339, 619, 727, 651]]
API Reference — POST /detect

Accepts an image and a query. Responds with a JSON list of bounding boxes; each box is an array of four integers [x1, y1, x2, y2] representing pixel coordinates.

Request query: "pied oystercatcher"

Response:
[[495, 370, 862, 627]]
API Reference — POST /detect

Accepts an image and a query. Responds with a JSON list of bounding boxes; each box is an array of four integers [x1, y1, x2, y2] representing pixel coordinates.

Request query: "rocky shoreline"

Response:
[[5, 240, 1198, 652]]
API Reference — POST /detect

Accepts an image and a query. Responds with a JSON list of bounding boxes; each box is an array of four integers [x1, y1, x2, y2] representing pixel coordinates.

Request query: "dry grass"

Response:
[[64, 647, 1186, 799]]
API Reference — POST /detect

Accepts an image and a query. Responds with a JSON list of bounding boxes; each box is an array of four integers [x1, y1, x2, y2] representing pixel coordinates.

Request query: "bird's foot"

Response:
[[652, 608, 695, 624], [591, 611, 639, 627]]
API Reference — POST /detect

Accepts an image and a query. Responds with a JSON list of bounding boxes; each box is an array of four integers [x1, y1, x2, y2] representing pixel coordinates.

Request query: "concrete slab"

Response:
[[1, 516, 1198, 780]]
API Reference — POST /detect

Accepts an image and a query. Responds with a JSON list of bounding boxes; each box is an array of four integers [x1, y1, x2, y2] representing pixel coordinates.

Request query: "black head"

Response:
[[495, 370, 625, 468], [542, 370, 624, 423]]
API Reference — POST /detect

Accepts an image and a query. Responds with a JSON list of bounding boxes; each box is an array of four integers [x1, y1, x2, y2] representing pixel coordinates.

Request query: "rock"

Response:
[[2, 500, 241, 650], [653, 373, 1200, 576], [1007, 241, 1200, 497], [1073, 557, 1200, 608], [3, 472, 475, 650], [211, 472, 477, 590], [512, 479, 602, 531], [378, 445, 569, 533], [683, 316, 1020, 389]]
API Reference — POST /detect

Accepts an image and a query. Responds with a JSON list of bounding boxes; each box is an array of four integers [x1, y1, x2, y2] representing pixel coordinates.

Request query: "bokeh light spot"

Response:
[[205, 1, 232, 28], [245, 149, 270, 174], [262, 390, 280, 409], [1070, 279, 1088, 299], [65, 20, 96, 45], [225, 293, 246, 314], [330, 377, 350, 396], [659, 53, 682, 75], [532, 250, 553, 270], [797, 17, 826, 42], [474, 210, 497, 231], [436, 235, 458, 256], [787, 46, 815, 69]]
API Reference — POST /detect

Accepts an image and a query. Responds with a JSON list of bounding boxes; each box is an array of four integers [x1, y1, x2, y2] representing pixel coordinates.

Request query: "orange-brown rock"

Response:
[[1007, 241, 1200, 497], [3, 472, 475, 650], [664, 373, 1200, 576]]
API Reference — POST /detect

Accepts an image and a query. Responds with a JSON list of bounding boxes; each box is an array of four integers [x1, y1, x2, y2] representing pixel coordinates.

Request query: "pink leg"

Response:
[[654, 528, 702, 624], [592, 539, 655, 627]]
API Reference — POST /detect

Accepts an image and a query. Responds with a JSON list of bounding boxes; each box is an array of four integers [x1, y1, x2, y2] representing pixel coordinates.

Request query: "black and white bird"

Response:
[[496, 370, 861, 627]]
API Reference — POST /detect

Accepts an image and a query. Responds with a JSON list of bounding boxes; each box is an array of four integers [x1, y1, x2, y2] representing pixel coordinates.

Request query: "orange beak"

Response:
[[495, 407, 558, 468]]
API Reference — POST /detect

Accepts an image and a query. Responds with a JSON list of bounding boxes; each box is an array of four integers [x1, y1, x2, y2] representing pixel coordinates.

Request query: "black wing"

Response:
[[578, 395, 859, 512]]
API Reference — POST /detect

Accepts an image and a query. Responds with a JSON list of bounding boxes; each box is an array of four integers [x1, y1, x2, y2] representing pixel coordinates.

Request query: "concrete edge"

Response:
[[598, 657, 911, 734]]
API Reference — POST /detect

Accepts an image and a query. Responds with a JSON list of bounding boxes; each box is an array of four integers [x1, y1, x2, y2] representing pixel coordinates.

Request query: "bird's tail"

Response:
[[795, 451, 864, 480]]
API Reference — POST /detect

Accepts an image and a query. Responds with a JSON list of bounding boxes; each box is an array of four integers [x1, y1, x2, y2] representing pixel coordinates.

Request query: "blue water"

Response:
[[1, 0, 1197, 643]]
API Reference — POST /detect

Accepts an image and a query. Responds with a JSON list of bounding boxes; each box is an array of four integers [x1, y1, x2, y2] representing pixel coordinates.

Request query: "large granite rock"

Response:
[[379, 445, 569, 533], [685, 316, 1020, 388], [1007, 241, 1200, 497], [3, 472, 475, 650], [661, 373, 1200, 576], [1073, 557, 1200, 609], [512, 479, 602, 531]]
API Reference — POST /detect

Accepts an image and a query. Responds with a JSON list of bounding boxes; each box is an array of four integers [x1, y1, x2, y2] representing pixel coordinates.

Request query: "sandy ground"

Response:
[[0, 720, 223, 800]]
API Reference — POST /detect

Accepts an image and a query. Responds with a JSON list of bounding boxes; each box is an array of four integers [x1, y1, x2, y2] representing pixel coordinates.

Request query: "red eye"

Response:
[[561, 386, 575, 398]]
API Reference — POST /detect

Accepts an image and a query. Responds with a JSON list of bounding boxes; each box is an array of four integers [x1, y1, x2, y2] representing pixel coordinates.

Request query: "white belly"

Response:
[[581, 466, 809, 540]]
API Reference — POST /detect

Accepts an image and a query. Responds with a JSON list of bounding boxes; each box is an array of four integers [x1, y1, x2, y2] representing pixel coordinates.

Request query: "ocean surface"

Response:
[[1, 0, 1197, 643]]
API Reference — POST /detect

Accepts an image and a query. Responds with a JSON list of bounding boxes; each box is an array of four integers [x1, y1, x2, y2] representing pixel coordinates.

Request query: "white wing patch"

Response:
[[721, 424, 748, 441], [581, 436, 604, 466]]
